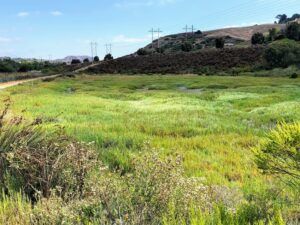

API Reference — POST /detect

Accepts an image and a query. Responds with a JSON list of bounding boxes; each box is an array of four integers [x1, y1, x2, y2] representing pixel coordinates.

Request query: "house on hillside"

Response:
[[288, 18, 300, 24], [294, 18, 300, 24]]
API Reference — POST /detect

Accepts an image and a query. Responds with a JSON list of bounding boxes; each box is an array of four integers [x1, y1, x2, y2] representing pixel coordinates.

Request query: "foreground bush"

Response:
[[0, 151, 291, 224], [0, 102, 97, 201], [255, 122, 300, 187]]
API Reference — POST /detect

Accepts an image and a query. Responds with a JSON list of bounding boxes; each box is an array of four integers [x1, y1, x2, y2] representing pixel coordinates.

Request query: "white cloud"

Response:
[[50, 11, 63, 16], [0, 37, 12, 43], [0, 37, 21, 44], [112, 35, 150, 44], [17, 12, 30, 17], [224, 21, 272, 28], [114, 0, 177, 8]]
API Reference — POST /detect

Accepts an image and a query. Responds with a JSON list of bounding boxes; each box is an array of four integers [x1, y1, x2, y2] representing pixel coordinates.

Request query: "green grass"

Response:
[[1, 75, 299, 189]]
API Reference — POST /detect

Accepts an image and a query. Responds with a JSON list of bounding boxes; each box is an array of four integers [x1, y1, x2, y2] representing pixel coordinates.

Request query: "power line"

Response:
[[198, 0, 296, 24]]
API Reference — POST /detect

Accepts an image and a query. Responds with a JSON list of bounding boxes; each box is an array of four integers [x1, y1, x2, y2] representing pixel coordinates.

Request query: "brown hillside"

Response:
[[141, 24, 285, 54], [204, 24, 285, 40]]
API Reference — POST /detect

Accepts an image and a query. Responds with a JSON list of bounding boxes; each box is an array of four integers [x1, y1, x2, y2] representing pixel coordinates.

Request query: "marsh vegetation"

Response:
[[0, 75, 299, 224]]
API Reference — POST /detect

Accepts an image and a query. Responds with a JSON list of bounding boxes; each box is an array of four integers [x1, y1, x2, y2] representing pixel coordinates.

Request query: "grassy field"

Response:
[[1, 75, 299, 191]]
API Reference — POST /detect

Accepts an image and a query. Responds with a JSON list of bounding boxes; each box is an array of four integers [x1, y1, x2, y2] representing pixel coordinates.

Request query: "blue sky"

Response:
[[0, 0, 299, 59]]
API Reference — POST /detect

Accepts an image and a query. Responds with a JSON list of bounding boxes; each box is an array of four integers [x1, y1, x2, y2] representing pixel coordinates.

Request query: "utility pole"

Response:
[[190, 25, 195, 34], [149, 28, 155, 48], [154, 28, 163, 48], [183, 25, 196, 41], [183, 25, 189, 41]]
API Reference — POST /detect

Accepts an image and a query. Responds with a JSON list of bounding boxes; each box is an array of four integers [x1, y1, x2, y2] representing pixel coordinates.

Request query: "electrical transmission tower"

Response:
[[105, 44, 112, 55], [90, 42, 98, 59]]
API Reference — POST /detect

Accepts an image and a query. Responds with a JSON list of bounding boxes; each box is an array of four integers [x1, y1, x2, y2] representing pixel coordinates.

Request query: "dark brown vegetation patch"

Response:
[[87, 47, 264, 74]]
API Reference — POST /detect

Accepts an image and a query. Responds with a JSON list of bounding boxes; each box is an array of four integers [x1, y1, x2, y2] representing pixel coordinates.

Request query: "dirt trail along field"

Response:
[[0, 62, 102, 90]]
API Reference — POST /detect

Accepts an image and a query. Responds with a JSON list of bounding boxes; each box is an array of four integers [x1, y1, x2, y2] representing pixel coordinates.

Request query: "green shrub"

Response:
[[181, 42, 193, 52], [83, 58, 90, 63], [215, 38, 225, 49], [137, 48, 148, 56], [252, 32, 265, 45], [156, 48, 165, 54], [71, 59, 81, 64], [290, 73, 298, 79], [255, 122, 300, 187], [264, 39, 300, 68], [268, 28, 279, 42], [286, 22, 300, 41]]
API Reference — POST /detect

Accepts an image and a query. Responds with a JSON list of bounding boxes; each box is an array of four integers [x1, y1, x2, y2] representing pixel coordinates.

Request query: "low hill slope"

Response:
[[86, 47, 264, 74]]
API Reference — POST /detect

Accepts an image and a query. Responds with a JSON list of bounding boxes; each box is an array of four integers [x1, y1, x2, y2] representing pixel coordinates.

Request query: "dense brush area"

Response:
[[87, 48, 264, 74]]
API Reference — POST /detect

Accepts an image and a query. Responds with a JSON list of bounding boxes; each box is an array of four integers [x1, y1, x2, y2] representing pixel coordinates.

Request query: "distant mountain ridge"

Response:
[[54, 56, 93, 63]]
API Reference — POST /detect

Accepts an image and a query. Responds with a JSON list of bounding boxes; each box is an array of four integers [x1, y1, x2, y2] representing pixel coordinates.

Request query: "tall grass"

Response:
[[0, 74, 298, 223], [0, 192, 32, 225]]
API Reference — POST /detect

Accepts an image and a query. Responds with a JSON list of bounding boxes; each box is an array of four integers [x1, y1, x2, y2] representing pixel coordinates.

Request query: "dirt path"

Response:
[[0, 74, 59, 90], [0, 62, 101, 90]]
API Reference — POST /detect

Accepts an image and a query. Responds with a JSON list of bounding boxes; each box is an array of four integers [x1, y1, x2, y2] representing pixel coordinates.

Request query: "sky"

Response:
[[0, 0, 299, 59]]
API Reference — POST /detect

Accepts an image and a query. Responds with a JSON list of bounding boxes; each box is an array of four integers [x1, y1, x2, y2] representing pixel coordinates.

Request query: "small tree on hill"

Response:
[[286, 22, 300, 41], [83, 58, 90, 63], [181, 42, 193, 52], [71, 59, 81, 64], [276, 14, 288, 24], [251, 32, 265, 45], [215, 38, 225, 49], [104, 54, 114, 61], [268, 28, 278, 42], [94, 56, 100, 62], [195, 30, 202, 35]]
